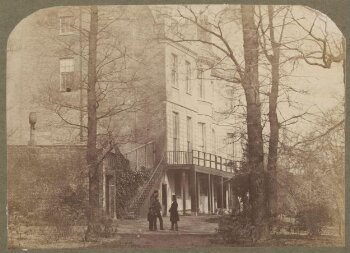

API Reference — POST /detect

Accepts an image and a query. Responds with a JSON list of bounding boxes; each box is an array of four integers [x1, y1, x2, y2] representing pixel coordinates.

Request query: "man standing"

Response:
[[169, 194, 179, 231], [152, 195, 164, 230], [150, 190, 158, 206]]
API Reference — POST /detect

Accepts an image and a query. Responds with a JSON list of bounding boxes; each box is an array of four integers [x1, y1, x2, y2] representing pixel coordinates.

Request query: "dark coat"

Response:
[[169, 201, 179, 222], [147, 209, 155, 222], [152, 199, 162, 214], [150, 194, 155, 206]]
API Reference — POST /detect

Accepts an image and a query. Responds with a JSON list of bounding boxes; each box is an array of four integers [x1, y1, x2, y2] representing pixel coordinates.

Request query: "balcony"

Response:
[[166, 150, 243, 173]]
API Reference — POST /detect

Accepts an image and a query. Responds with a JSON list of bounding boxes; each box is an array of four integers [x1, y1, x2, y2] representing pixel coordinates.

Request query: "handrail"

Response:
[[123, 141, 154, 156], [128, 154, 165, 209]]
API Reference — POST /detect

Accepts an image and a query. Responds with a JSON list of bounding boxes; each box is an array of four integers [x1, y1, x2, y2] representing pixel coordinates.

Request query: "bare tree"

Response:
[[256, 5, 345, 222], [31, 5, 162, 239], [257, 5, 283, 220], [84, 5, 100, 240], [156, 5, 269, 240], [241, 5, 269, 240], [279, 102, 344, 237]]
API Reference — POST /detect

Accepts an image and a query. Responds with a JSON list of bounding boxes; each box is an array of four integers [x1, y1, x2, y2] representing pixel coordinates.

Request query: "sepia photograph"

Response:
[[5, 3, 346, 249]]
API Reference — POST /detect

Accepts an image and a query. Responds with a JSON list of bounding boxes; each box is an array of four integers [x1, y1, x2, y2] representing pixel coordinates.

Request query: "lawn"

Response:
[[8, 216, 344, 249]]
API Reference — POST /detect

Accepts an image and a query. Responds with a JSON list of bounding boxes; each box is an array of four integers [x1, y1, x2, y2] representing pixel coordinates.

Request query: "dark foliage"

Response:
[[218, 211, 255, 244], [115, 166, 150, 217], [295, 204, 333, 235]]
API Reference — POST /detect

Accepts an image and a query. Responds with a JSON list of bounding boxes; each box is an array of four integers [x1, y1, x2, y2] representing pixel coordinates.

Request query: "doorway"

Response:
[[162, 183, 167, 216], [105, 175, 113, 216]]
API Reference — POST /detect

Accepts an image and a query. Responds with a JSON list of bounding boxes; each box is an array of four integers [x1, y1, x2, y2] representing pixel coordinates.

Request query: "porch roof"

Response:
[[166, 164, 235, 179]]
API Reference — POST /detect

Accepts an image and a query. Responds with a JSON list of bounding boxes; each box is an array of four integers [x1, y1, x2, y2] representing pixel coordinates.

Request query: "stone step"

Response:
[[124, 212, 138, 220]]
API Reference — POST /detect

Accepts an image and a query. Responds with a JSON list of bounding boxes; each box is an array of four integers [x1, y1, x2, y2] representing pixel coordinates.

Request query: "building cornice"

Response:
[[159, 40, 198, 59]]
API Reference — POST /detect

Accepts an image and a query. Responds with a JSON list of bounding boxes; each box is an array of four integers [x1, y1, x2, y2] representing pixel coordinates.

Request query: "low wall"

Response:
[[7, 145, 88, 225]]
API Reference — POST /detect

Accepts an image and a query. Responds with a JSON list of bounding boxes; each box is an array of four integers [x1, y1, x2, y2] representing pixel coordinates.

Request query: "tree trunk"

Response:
[[241, 5, 269, 241], [85, 5, 100, 241], [266, 5, 280, 220]]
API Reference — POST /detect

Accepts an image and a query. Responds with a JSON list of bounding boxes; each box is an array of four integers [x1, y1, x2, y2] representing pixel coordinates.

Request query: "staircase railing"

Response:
[[123, 141, 155, 169], [127, 154, 165, 212]]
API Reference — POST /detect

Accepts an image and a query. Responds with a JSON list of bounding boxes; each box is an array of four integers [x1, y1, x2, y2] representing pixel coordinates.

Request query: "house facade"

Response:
[[7, 5, 244, 219]]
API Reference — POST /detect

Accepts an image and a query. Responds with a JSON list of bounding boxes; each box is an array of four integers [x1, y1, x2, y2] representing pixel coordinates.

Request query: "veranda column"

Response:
[[228, 180, 232, 210], [211, 176, 215, 211], [208, 174, 211, 214], [221, 176, 224, 209], [197, 174, 200, 214], [190, 168, 197, 215], [182, 171, 186, 215]]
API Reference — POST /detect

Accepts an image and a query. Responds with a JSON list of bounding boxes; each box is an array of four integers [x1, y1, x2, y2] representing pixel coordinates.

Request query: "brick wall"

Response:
[[7, 145, 88, 224], [7, 6, 167, 150]]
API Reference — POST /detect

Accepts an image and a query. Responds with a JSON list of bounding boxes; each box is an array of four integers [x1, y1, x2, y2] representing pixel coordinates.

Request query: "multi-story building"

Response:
[[7, 5, 244, 218]]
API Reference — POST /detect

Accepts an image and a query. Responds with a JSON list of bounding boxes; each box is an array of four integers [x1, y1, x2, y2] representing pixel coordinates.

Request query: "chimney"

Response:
[[28, 112, 37, 146]]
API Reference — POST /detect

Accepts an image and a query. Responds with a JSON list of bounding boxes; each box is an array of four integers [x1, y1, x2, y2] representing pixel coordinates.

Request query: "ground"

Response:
[[8, 215, 344, 249], [117, 215, 218, 234]]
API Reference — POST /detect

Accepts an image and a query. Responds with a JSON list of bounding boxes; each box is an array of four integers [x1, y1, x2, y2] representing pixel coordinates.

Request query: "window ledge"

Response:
[[197, 98, 212, 105], [59, 32, 74, 36]]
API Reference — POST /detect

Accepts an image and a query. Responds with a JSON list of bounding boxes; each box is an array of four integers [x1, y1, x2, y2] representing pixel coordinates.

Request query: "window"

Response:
[[227, 133, 235, 158], [60, 58, 74, 92], [210, 80, 214, 98], [186, 117, 193, 152], [171, 54, 178, 88], [198, 70, 205, 99], [185, 61, 191, 94], [197, 15, 211, 43], [173, 112, 179, 151], [212, 128, 216, 154], [59, 16, 74, 35], [198, 122, 206, 151]]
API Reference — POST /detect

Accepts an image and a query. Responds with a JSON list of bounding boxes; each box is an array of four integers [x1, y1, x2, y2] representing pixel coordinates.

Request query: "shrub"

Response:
[[218, 213, 255, 244], [295, 204, 332, 235], [41, 184, 88, 239], [99, 215, 118, 237]]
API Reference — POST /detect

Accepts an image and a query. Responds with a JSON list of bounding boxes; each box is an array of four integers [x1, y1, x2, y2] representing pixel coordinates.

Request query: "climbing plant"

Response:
[[115, 167, 150, 217]]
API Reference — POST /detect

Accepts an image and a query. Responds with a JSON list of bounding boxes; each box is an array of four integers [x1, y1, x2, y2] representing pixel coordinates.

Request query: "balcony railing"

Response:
[[166, 150, 242, 173], [124, 141, 155, 170]]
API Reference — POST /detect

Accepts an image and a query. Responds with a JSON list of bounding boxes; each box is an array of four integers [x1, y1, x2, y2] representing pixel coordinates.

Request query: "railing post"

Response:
[[197, 151, 200, 166], [215, 155, 217, 170], [204, 152, 206, 167]]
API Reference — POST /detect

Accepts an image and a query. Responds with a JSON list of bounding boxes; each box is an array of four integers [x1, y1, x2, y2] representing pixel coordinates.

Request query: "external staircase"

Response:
[[125, 155, 166, 219]]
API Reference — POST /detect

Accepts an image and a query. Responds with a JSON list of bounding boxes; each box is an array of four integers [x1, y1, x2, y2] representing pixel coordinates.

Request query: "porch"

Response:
[[160, 150, 243, 215], [166, 150, 243, 173]]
